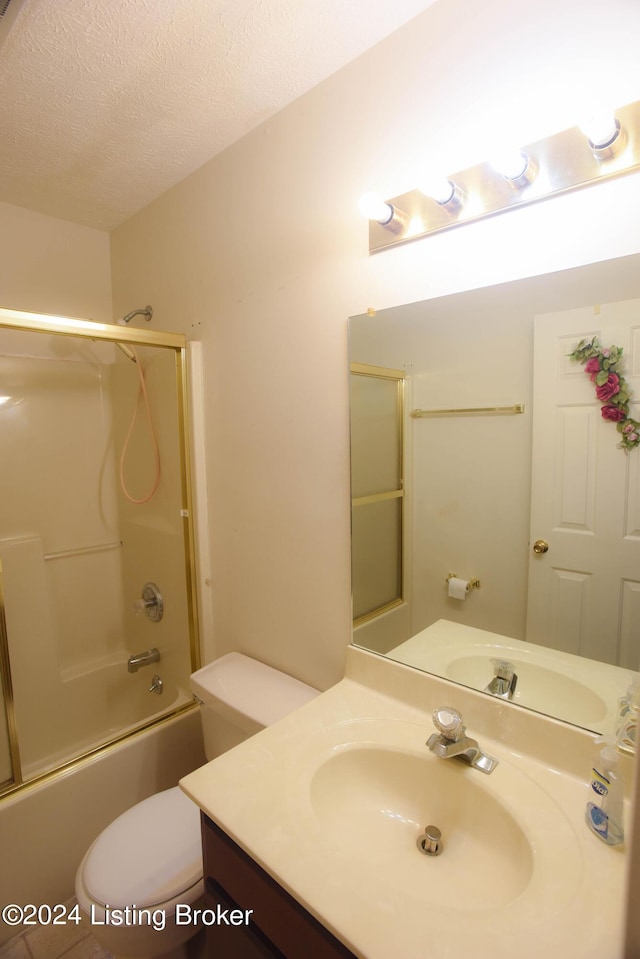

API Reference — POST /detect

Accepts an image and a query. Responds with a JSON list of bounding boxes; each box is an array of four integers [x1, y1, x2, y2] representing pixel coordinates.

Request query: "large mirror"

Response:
[[349, 252, 640, 739]]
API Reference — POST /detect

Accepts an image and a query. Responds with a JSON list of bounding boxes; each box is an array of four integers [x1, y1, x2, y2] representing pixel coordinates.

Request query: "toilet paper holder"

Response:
[[446, 573, 481, 592]]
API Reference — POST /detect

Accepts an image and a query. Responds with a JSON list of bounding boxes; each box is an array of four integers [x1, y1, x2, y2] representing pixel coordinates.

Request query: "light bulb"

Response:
[[419, 176, 456, 206], [489, 149, 530, 181], [580, 112, 619, 149], [358, 192, 394, 224]]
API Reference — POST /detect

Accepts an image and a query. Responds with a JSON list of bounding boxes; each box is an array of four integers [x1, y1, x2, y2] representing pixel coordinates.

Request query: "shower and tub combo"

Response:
[[0, 307, 206, 936]]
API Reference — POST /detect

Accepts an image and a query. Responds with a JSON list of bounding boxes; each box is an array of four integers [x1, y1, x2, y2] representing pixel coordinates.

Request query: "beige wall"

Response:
[[0, 201, 112, 320], [110, 0, 640, 693]]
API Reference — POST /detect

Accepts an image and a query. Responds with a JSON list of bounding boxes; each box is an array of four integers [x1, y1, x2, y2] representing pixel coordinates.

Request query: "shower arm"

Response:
[[120, 305, 153, 324]]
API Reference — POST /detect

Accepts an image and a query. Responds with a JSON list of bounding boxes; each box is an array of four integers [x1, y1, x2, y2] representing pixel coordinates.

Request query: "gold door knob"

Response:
[[532, 539, 549, 554]]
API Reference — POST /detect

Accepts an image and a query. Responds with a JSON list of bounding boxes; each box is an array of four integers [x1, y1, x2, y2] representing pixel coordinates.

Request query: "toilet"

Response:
[[75, 653, 318, 959]]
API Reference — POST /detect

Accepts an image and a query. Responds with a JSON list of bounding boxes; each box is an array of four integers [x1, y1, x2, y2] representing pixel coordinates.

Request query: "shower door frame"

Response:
[[0, 306, 201, 797]]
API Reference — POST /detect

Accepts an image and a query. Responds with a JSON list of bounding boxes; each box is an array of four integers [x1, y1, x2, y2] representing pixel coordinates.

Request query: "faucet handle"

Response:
[[487, 658, 518, 699], [491, 658, 516, 681], [432, 706, 465, 741]]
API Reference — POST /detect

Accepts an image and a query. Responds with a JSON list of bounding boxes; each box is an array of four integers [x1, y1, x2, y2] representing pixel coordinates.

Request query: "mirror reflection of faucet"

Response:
[[427, 706, 498, 774], [485, 659, 518, 700]]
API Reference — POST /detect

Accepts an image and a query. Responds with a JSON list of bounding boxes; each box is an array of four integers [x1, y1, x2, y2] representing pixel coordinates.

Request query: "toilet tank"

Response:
[[190, 653, 319, 758]]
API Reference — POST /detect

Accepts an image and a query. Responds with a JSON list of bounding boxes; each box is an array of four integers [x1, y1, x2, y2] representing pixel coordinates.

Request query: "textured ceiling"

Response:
[[0, 0, 438, 231]]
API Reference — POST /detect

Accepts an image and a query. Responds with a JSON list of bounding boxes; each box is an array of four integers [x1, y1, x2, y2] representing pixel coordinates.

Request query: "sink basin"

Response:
[[311, 743, 533, 909], [295, 717, 583, 931]]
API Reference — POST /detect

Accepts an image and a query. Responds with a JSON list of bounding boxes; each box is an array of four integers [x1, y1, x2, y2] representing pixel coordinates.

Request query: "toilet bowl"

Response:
[[75, 653, 318, 959]]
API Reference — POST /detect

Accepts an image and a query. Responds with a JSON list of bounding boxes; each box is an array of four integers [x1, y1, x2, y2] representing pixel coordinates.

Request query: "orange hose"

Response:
[[119, 346, 161, 504]]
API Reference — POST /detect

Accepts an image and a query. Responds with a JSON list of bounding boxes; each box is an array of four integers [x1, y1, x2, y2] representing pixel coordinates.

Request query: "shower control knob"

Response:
[[133, 582, 164, 622]]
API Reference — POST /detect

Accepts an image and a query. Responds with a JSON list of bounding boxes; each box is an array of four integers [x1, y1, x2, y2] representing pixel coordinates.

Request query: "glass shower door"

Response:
[[0, 310, 200, 794]]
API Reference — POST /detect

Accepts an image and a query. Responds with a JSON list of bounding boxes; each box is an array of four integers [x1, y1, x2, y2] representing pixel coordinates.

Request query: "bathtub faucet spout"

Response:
[[127, 648, 160, 673]]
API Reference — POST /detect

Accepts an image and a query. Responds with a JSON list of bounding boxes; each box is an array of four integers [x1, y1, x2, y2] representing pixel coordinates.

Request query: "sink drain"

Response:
[[417, 825, 442, 856]]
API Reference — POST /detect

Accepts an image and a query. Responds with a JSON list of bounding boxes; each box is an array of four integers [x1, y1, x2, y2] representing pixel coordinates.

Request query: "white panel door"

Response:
[[527, 299, 640, 667]]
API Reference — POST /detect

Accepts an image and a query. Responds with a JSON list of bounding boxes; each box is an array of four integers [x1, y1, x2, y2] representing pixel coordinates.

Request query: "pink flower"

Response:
[[627, 433, 639, 444], [585, 357, 602, 380], [595, 373, 621, 402], [624, 423, 636, 433], [601, 405, 626, 422]]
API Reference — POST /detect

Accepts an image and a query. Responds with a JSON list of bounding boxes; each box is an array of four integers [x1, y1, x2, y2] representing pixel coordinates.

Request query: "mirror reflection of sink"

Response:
[[447, 656, 607, 725], [386, 620, 634, 733], [310, 744, 532, 909]]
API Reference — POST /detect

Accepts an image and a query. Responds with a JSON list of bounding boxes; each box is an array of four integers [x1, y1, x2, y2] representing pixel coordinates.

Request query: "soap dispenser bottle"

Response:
[[585, 738, 624, 846]]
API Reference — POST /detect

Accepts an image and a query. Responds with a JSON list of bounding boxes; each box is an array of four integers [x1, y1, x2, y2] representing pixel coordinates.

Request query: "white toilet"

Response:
[[75, 653, 318, 959]]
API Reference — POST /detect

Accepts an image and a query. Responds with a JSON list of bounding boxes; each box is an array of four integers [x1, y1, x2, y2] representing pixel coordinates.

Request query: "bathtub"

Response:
[[0, 704, 206, 946], [19, 659, 195, 781]]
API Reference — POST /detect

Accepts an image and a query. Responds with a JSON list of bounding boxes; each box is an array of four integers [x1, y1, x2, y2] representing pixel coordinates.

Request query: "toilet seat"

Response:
[[82, 786, 202, 909]]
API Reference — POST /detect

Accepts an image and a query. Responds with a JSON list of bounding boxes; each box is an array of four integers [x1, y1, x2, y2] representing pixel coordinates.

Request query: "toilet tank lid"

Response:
[[190, 653, 319, 726]]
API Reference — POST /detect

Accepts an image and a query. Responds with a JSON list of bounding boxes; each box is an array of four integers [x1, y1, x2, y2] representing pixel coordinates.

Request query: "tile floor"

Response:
[[0, 900, 111, 959], [0, 900, 208, 959]]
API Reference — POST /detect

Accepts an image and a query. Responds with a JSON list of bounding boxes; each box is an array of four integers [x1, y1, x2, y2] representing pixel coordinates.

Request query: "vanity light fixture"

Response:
[[362, 98, 640, 253]]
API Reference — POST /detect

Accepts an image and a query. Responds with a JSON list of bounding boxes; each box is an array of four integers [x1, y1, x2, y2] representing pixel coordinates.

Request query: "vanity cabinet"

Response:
[[201, 814, 356, 959]]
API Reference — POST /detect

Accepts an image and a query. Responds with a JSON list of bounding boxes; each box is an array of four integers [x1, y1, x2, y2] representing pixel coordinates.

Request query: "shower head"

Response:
[[118, 305, 153, 325]]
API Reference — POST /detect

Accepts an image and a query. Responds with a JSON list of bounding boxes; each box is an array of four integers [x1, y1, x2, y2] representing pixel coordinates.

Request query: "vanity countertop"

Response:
[[180, 647, 629, 959]]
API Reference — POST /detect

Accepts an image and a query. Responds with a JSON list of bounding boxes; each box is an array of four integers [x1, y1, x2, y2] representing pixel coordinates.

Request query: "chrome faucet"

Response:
[[426, 706, 498, 774], [484, 658, 518, 700], [127, 647, 160, 673]]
